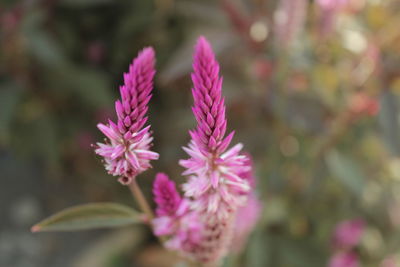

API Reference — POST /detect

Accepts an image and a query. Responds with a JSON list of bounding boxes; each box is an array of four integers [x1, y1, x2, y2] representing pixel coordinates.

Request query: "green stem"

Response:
[[128, 179, 154, 222]]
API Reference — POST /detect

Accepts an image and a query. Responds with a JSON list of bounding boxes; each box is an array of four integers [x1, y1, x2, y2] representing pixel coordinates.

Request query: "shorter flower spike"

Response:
[[332, 218, 365, 249], [95, 47, 159, 185], [152, 173, 203, 253], [153, 173, 182, 217], [328, 252, 360, 267]]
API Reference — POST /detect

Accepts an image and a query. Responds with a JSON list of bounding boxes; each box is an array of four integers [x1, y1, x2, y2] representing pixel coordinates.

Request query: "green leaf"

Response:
[[32, 203, 141, 232], [325, 150, 365, 196], [378, 91, 400, 157]]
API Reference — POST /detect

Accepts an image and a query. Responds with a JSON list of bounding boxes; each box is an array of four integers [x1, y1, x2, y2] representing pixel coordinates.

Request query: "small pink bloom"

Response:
[[380, 255, 399, 267], [153, 173, 182, 217], [333, 218, 365, 249], [152, 174, 203, 253], [274, 0, 307, 47], [349, 92, 379, 117], [95, 47, 159, 185], [317, 0, 348, 11], [328, 251, 359, 267]]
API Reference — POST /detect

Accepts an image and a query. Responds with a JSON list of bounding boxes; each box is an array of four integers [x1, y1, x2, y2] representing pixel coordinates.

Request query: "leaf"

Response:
[[378, 91, 400, 157], [325, 150, 365, 196], [32, 203, 141, 232]]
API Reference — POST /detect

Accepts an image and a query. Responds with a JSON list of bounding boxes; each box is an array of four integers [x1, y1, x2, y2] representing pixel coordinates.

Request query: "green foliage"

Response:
[[32, 203, 141, 232]]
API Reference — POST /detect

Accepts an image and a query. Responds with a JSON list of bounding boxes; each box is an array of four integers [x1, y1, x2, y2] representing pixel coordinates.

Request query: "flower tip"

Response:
[[155, 172, 169, 182], [140, 46, 155, 59], [196, 36, 211, 51]]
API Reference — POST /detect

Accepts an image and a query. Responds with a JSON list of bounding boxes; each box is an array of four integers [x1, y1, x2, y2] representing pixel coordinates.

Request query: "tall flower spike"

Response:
[[178, 36, 251, 264], [180, 36, 250, 218], [95, 47, 159, 185], [190, 36, 233, 154]]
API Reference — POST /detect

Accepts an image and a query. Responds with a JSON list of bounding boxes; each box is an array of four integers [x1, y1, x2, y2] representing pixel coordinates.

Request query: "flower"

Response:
[[328, 251, 360, 267], [152, 173, 203, 255], [178, 36, 252, 264], [179, 36, 250, 220], [316, 0, 349, 37], [317, 0, 348, 11], [274, 0, 307, 47], [333, 218, 365, 249], [153, 173, 182, 217], [349, 92, 379, 117], [95, 47, 159, 185]]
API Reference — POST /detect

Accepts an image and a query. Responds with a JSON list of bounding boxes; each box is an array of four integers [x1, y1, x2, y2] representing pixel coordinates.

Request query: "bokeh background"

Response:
[[1, 0, 400, 266]]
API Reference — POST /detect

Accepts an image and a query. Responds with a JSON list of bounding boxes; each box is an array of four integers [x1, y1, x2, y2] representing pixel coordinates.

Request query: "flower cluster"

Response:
[[328, 218, 365, 267], [95, 47, 159, 185], [94, 37, 259, 266], [151, 37, 259, 265]]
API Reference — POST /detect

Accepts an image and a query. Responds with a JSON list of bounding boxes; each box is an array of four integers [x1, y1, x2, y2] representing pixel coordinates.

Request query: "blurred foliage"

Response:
[[2, 0, 400, 266]]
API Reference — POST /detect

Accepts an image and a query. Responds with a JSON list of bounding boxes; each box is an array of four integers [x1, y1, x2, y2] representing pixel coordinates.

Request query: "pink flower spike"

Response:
[[153, 173, 182, 217], [177, 36, 253, 265], [333, 218, 365, 249], [190, 36, 230, 154], [328, 252, 360, 267], [94, 47, 159, 185]]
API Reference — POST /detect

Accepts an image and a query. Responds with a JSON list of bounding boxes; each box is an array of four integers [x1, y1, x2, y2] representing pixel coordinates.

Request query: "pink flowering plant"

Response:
[[31, 36, 260, 266]]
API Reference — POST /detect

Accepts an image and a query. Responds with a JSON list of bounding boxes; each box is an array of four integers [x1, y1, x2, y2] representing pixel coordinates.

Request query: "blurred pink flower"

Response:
[[153, 173, 182, 217], [333, 218, 365, 249], [274, 0, 307, 47], [328, 251, 360, 267], [349, 92, 379, 117], [317, 0, 348, 11], [380, 255, 398, 267], [316, 0, 349, 37], [95, 47, 159, 185]]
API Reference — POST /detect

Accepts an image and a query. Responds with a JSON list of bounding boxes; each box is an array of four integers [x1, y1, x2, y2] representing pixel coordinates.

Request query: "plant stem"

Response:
[[128, 179, 154, 222]]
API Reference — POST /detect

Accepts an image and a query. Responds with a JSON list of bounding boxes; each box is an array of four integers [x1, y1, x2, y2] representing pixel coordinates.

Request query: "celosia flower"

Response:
[[380, 255, 399, 267], [328, 251, 360, 267], [316, 0, 349, 37], [153, 172, 182, 217], [349, 92, 379, 117], [178, 36, 252, 264], [274, 0, 307, 47], [152, 173, 202, 253], [180, 36, 250, 219], [95, 47, 159, 185], [333, 218, 365, 249], [317, 0, 348, 11]]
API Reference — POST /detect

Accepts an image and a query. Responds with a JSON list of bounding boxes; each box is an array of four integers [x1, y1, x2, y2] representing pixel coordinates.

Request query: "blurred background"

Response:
[[1, 0, 400, 266]]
